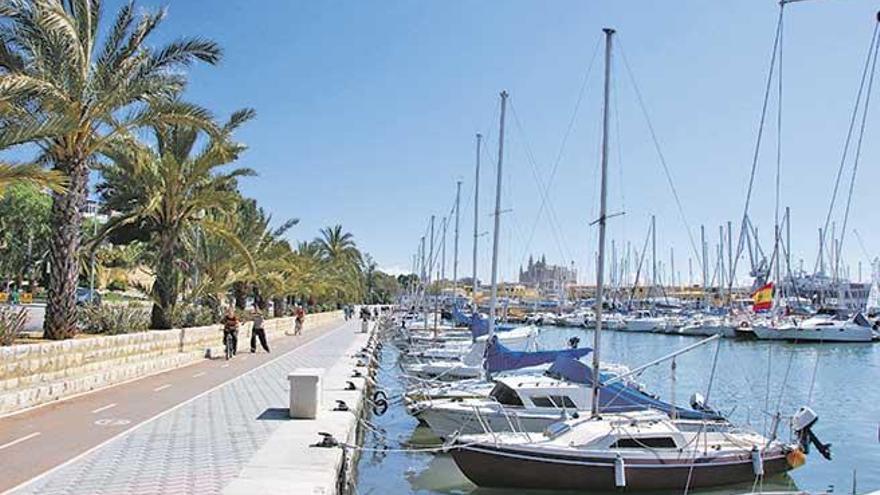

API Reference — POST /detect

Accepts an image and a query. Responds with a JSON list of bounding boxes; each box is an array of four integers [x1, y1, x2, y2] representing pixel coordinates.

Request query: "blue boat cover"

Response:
[[485, 337, 591, 373], [546, 357, 723, 420], [450, 305, 474, 326], [468, 314, 516, 338]]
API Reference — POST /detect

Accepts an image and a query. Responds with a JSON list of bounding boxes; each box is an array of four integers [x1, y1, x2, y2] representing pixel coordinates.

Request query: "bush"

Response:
[[78, 304, 149, 335], [0, 306, 27, 346], [107, 279, 127, 292], [171, 304, 217, 328]]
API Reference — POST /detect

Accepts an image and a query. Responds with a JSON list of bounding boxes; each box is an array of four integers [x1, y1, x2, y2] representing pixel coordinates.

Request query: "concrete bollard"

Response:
[[288, 368, 323, 419]]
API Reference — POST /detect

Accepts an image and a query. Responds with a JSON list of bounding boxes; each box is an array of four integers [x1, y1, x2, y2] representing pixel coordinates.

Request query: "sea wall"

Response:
[[0, 311, 343, 416]]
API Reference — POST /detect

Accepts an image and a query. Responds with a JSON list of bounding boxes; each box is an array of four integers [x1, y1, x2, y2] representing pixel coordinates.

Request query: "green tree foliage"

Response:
[[96, 113, 256, 329], [0, 2, 385, 339], [0, 184, 51, 286], [0, 0, 222, 339], [0, 164, 65, 194]]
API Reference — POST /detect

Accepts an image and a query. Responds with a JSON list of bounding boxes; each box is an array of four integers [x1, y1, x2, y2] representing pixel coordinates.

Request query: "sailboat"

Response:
[[448, 28, 824, 492]]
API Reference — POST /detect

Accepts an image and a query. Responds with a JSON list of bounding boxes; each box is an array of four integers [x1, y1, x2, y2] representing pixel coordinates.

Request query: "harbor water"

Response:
[[355, 325, 880, 494]]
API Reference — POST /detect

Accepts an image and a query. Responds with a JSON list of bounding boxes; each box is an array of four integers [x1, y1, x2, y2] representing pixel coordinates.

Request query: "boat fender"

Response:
[[786, 447, 807, 468], [614, 455, 626, 488], [751, 447, 764, 477]]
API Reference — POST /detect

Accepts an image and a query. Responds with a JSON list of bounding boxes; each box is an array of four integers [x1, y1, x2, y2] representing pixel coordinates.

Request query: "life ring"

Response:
[[739, 321, 749, 329], [373, 390, 388, 403]]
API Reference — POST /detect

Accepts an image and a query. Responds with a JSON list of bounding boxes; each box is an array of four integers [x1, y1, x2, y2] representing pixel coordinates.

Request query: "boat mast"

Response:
[[727, 221, 733, 291], [591, 28, 614, 418], [701, 225, 708, 309], [472, 133, 482, 303], [453, 180, 462, 304], [651, 215, 657, 300], [441, 216, 447, 283], [485, 91, 508, 380], [438, 216, 447, 330], [427, 215, 435, 331]]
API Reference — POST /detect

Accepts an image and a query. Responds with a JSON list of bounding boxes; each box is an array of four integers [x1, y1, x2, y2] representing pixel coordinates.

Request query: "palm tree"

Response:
[[316, 225, 362, 266], [0, 163, 65, 194], [0, 1, 221, 339], [315, 225, 364, 304], [289, 240, 332, 303], [96, 111, 255, 329], [225, 197, 298, 310]]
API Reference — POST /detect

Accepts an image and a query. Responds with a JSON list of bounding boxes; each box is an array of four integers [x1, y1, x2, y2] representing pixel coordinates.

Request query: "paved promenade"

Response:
[[0, 318, 358, 495]]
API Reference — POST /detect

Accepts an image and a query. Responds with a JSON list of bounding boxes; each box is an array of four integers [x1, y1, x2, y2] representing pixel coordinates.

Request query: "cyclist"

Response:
[[294, 305, 305, 336], [222, 307, 240, 357]]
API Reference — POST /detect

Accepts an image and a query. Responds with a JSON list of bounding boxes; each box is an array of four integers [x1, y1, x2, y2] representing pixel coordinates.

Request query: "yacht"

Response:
[[559, 309, 592, 328], [621, 310, 668, 332], [677, 314, 737, 338], [403, 326, 541, 380], [752, 313, 877, 342]]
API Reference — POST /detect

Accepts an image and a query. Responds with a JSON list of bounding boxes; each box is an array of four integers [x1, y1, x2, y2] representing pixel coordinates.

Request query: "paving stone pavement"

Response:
[[11, 321, 358, 495]]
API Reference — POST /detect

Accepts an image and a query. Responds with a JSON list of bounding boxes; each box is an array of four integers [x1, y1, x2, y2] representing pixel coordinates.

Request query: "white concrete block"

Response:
[[288, 368, 323, 419]]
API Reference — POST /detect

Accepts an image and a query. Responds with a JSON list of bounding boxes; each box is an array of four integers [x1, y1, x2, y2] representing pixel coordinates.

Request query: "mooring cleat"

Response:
[[311, 432, 339, 448]]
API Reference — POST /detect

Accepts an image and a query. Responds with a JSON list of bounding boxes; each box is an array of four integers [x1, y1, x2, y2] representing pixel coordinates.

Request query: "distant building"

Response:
[[518, 254, 577, 295]]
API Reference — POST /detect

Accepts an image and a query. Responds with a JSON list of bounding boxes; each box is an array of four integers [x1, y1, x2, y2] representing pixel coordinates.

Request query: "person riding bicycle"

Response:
[[222, 307, 240, 357], [294, 305, 305, 336]]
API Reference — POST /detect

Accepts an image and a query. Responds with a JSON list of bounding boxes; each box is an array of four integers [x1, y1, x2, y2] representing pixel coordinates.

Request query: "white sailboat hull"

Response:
[[753, 321, 876, 342], [417, 403, 567, 439], [622, 318, 667, 332]]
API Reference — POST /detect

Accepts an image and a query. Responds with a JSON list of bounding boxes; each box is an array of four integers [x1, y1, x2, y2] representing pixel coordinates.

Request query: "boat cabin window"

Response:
[[489, 383, 524, 407], [531, 395, 577, 408], [611, 437, 678, 449]]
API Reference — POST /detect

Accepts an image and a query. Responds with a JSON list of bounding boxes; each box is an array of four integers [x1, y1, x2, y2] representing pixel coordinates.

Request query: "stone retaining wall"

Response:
[[0, 311, 343, 416]]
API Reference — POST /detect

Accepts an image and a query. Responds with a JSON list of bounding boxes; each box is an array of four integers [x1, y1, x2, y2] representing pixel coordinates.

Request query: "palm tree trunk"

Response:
[[233, 282, 247, 309], [150, 234, 179, 329], [273, 297, 285, 317], [43, 161, 88, 340]]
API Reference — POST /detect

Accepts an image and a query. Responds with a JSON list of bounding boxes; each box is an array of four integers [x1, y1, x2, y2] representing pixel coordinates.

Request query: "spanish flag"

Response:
[[752, 282, 774, 312]]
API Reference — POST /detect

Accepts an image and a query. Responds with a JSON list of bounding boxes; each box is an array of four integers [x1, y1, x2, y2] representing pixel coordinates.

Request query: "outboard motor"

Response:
[[568, 336, 580, 349], [792, 406, 832, 460]]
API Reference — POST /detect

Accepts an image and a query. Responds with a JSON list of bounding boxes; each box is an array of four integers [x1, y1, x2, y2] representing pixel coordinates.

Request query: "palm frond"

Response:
[[0, 162, 67, 193]]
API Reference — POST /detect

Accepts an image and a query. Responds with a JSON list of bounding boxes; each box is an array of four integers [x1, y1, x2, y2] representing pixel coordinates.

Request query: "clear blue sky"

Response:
[[126, 0, 880, 284]]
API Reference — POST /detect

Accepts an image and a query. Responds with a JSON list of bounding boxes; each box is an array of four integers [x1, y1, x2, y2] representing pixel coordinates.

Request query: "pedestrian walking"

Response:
[[294, 305, 305, 336], [360, 306, 372, 333], [250, 307, 270, 353]]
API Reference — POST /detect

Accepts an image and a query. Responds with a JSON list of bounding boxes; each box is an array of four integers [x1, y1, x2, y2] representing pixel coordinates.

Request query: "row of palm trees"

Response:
[[0, 1, 379, 338]]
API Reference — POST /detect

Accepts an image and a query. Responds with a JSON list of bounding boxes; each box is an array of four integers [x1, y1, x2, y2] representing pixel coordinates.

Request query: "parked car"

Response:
[[76, 287, 102, 306]]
